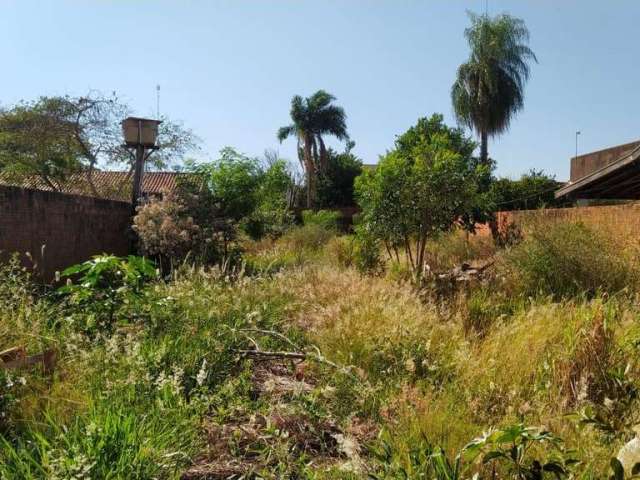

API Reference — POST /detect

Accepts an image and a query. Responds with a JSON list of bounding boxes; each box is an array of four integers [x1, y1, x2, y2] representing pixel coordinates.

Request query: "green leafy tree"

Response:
[[277, 90, 348, 208], [491, 170, 565, 211], [356, 114, 489, 282], [0, 98, 84, 190], [451, 12, 537, 166], [188, 147, 263, 222], [317, 140, 363, 208], [0, 93, 197, 194], [176, 148, 295, 251]]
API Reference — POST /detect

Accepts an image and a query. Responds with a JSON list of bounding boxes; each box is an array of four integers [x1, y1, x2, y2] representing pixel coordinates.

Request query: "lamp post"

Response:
[[121, 117, 162, 213]]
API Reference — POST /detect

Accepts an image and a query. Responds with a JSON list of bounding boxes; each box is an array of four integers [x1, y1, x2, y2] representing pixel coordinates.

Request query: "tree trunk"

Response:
[[311, 136, 319, 168], [318, 136, 328, 172], [480, 130, 489, 166], [303, 134, 316, 209]]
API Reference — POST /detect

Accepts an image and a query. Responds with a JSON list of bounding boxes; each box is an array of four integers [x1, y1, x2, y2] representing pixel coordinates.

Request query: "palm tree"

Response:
[[277, 90, 348, 208], [451, 12, 537, 166]]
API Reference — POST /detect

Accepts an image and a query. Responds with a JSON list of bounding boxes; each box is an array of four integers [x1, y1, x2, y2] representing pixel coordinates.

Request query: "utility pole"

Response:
[[131, 143, 145, 210]]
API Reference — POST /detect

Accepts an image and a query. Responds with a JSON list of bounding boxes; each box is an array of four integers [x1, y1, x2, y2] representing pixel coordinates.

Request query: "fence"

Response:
[[0, 185, 131, 282]]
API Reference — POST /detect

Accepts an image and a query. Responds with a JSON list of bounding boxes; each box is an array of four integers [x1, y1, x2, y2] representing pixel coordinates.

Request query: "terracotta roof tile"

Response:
[[0, 170, 183, 202]]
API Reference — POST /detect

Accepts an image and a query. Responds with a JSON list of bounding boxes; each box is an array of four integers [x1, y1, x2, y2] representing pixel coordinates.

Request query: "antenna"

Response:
[[156, 84, 161, 119]]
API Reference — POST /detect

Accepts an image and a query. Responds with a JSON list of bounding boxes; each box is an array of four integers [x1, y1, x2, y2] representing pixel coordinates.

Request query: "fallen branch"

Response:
[[235, 349, 306, 360], [234, 348, 356, 379], [238, 328, 301, 351]]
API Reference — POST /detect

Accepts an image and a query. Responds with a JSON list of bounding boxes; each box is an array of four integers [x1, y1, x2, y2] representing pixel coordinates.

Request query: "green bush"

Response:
[[353, 229, 384, 275], [500, 222, 635, 299], [58, 255, 158, 335], [301, 209, 340, 231], [280, 224, 335, 253], [275, 210, 340, 254]]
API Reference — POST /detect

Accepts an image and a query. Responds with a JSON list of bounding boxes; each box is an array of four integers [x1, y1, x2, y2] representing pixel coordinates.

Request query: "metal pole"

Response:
[[131, 144, 145, 214]]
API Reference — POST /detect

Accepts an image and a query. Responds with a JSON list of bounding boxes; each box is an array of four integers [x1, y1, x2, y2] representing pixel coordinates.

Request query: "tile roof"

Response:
[[0, 170, 183, 202]]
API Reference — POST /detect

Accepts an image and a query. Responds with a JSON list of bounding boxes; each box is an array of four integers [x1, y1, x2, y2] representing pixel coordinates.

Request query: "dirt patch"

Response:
[[251, 361, 314, 399], [182, 361, 365, 479]]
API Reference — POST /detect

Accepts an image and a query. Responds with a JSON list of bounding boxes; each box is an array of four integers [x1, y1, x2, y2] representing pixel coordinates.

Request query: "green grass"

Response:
[[2, 222, 640, 478]]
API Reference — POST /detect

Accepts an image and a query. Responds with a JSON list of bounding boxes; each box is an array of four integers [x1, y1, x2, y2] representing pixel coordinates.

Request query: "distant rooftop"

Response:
[[0, 170, 183, 202], [556, 140, 640, 200]]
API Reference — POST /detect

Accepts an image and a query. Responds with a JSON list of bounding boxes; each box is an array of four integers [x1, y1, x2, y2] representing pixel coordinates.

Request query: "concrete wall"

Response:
[[570, 141, 640, 182], [0, 185, 131, 282]]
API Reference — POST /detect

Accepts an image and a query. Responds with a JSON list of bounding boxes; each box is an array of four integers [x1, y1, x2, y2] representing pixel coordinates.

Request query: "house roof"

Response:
[[556, 144, 640, 199], [0, 170, 182, 202]]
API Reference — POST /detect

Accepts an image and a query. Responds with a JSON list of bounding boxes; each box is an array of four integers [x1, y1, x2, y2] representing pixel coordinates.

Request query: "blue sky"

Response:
[[2, 1, 639, 180]]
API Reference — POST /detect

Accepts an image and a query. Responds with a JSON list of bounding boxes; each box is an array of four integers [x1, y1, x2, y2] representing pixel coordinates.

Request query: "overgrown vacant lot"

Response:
[[2, 220, 640, 479]]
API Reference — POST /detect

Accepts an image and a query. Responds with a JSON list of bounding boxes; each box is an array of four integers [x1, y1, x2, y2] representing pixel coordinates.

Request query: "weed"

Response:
[[500, 223, 635, 299]]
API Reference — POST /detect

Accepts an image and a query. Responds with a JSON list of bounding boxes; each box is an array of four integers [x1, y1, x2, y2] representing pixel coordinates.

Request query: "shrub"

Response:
[[353, 228, 384, 275], [279, 224, 335, 253], [324, 235, 356, 268], [301, 209, 340, 231], [463, 288, 514, 337], [500, 222, 635, 299], [0, 254, 34, 311], [371, 424, 576, 479], [133, 194, 201, 263], [276, 210, 340, 254], [58, 255, 157, 335]]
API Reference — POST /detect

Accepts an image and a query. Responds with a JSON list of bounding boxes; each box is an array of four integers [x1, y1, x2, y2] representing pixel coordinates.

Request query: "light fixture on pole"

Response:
[[121, 117, 162, 212]]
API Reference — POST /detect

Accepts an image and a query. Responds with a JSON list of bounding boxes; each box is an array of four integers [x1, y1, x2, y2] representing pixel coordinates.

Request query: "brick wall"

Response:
[[0, 186, 131, 282], [493, 202, 640, 238]]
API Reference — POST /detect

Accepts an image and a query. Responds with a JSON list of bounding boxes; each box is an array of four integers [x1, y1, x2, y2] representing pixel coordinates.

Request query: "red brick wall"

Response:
[[493, 203, 640, 238], [0, 186, 131, 282]]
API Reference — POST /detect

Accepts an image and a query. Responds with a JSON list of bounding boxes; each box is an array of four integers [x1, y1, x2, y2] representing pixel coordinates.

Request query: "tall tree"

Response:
[[277, 90, 348, 208], [451, 12, 537, 166], [355, 114, 487, 282], [0, 93, 198, 194]]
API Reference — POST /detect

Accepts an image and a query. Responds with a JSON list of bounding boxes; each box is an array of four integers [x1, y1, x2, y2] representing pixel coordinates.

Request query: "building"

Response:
[[556, 140, 640, 200], [0, 170, 182, 202]]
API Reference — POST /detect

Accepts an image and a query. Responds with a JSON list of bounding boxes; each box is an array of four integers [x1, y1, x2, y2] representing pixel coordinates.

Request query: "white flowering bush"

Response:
[[133, 194, 201, 263]]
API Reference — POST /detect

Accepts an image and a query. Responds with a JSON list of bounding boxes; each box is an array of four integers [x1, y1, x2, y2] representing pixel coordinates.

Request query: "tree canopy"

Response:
[[277, 90, 349, 208], [355, 114, 490, 281], [491, 170, 565, 211], [0, 93, 198, 193], [451, 12, 537, 166], [317, 141, 363, 208]]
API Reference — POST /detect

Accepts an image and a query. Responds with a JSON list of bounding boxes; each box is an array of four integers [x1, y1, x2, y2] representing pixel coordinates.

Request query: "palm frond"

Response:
[[452, 11, 537, 139], [277, 124, 296, 143]]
